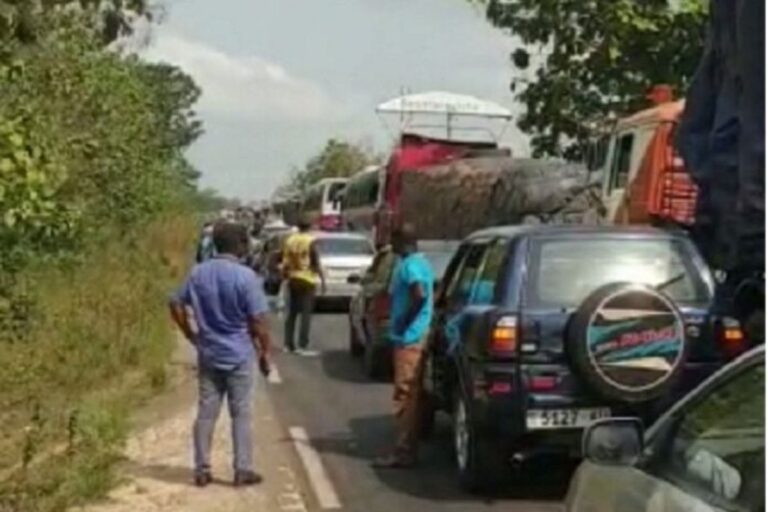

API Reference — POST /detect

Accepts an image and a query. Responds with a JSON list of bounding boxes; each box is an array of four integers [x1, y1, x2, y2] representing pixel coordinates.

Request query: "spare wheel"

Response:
[[567, 282, 688, 403]]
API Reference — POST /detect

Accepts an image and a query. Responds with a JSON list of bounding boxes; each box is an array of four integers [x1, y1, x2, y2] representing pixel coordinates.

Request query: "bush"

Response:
[[0, 215, 196, 511]]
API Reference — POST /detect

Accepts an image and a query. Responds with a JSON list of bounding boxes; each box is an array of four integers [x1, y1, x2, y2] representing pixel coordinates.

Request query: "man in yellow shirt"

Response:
[[280, 216, 325, 356]]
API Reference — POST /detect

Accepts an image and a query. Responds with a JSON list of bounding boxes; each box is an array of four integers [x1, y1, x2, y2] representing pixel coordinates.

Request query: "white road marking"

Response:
[[268, 363, 283, 384], [288, 426, 342, 510]]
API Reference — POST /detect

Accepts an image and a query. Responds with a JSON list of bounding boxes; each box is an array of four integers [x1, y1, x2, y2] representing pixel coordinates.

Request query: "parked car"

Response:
[[348, 240, 460, 379], [420, 225, 742, 492], [313, 232, 374, 309], [566, 346, 764, 512]]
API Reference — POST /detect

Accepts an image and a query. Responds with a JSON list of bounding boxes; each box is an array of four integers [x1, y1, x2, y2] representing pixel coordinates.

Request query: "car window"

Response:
[[469, 239, 508, 305], [527, 237, 711, 309], [653, 364, 765, 512], [439, 244, 469, 305], [447, 243, 487, 307], [610, 133, 633, 191], [316, 238, 373, 255]]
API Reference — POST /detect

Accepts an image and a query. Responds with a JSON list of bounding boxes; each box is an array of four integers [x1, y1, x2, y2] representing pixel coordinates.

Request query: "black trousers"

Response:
[[284, 279, 316, 350]]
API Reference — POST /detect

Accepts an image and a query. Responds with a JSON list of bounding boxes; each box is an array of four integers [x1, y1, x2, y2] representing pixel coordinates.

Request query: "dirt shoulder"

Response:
[[71, 340, 314, 512]]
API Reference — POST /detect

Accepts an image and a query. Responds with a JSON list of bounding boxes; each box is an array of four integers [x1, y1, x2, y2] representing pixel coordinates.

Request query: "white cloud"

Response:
[[141, 32, 333, 121]]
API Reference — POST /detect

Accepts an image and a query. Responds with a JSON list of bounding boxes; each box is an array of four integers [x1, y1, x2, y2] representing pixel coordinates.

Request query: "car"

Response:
[[348, 240, 460, 379], [566, 346, 764, 512], [313, 231, 374, 309], [420, 225, 743, 492]]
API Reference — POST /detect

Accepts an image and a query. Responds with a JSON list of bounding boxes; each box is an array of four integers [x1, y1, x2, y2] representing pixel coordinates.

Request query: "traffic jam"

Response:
[[239, 76, 765, 512]]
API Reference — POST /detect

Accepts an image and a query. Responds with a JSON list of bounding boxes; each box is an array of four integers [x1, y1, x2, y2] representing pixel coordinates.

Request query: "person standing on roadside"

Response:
[[281, 215, 325, 356], [373, 223, 434, 469], [169, 222, 272, 487]]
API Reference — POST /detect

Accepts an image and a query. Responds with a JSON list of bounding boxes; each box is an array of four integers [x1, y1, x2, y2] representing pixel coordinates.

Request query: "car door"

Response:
[[425, 242, 483, 405], [567, 357, 765, 512]]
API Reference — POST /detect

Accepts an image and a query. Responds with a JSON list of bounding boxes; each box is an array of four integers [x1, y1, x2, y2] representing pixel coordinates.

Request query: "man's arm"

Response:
[[310, 241, 326, 293], [169, 302, 196, 344], [395, 282, 426, 337], [169, 279, 196, 344], [248, 313, 272, 358]]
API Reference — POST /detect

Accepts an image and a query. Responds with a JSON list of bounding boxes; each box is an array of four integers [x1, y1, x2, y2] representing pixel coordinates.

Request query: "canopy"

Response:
[[376, 91, 512, 119]]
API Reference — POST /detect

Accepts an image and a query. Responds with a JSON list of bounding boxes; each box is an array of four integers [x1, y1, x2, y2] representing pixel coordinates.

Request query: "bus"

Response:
[[301, 177, 348, 231], [340, 165, 383, 234]]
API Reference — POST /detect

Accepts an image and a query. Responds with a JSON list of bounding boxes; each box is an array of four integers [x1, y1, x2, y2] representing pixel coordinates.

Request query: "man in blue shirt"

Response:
[[374, 223, 434, 469], [169, 222, 272, 487]]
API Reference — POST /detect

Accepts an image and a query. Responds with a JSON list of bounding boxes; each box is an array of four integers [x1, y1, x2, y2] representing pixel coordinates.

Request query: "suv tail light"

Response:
[[718, 317, 747, 360], [489, 315, 518, 356]]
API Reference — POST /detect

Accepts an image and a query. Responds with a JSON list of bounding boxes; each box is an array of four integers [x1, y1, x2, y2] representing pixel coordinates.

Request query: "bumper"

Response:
[[466, 360, 723, 456], [319, 281, 361, 300]]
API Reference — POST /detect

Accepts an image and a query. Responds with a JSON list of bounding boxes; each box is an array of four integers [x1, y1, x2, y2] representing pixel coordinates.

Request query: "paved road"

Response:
[[268, 313, 573, 512]]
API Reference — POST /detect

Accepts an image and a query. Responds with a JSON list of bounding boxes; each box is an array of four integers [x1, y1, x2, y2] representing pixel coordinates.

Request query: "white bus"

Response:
[[340, 165, 383, 235], [301, 177, 349, 231]]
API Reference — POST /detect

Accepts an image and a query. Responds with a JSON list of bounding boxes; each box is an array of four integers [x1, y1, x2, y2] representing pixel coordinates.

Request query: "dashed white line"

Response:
[[288, 426, 342, 510]]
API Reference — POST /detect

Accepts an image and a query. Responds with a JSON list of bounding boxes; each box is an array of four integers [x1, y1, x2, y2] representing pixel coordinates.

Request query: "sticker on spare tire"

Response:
[[585, 286, 686, 393]]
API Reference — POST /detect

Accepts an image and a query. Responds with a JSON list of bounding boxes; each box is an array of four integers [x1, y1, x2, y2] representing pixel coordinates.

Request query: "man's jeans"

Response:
[[284, 279, 316, 351], [193, 361, 254, 474]]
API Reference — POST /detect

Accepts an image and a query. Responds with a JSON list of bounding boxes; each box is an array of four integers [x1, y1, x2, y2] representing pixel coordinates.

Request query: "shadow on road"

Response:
[[320, 349, 384, 385], [124, 462, 232, 487], [307, 413, 573, 505]]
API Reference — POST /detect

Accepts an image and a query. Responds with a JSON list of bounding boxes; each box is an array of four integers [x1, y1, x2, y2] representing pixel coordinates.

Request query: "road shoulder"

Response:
[[71, 341, 314, 512]]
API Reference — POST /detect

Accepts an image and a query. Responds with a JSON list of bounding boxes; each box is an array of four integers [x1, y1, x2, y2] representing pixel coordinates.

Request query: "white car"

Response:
[[312, 232, 374, 307], [566, 346, 764, 512]]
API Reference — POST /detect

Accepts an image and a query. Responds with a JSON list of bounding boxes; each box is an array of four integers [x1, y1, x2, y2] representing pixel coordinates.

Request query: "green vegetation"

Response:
[[0, 2, 205, 509], [475, 0, 708, 158], [276, 138, 381, 198]]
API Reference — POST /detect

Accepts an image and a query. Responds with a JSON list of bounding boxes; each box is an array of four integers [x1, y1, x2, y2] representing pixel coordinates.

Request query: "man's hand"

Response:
[[258, 353, 271, 377]]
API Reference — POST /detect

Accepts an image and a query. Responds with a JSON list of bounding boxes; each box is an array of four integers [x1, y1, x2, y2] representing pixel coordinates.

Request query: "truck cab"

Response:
[[591, 89, 697, 228]]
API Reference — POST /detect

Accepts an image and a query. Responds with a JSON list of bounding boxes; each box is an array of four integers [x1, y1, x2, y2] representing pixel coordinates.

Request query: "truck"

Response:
[[365, 87, 699, 246]]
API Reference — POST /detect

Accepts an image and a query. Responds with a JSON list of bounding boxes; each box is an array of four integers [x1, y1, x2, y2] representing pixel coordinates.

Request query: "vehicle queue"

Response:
[[194, 83, 763, 509]]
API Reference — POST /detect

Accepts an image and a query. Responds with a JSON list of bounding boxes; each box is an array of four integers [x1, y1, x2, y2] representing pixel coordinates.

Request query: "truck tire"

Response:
[[567, 282, 688, 403]]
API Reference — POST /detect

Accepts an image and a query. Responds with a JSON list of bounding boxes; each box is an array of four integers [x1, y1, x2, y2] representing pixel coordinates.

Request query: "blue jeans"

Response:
[[193, 361, 254, 474]]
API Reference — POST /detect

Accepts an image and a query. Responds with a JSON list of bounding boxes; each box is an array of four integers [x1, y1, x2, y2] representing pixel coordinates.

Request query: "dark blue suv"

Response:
[[421, 226, 739, 492]]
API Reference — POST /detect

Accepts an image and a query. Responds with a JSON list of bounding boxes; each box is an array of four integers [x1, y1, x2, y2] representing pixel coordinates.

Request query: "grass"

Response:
[[0, 214, 196, 512]]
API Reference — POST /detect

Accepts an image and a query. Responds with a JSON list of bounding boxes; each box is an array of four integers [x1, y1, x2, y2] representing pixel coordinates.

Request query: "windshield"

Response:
[[527, 237, 711, 308], [316, 237, 373, 256]]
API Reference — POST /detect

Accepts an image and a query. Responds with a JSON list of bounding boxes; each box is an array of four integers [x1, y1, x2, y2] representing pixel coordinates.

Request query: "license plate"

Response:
[[526, 408, 611, 430]]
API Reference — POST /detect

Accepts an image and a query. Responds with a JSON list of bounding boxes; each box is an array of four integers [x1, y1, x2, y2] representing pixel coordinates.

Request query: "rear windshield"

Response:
[[316, 237, 373, 256], [526, 237, 711, 309]]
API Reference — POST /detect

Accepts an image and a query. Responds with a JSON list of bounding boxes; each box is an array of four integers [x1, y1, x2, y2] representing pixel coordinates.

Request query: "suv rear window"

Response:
[[526, 237, 711, 309]]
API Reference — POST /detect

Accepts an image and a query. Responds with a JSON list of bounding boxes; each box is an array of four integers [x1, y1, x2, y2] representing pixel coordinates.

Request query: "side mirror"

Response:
[[347, 274, 362, 285], [583, 418, 643, 466]]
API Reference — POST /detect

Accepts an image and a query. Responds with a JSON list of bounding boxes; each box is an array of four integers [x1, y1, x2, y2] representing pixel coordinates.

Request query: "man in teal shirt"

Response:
[[374, 223, 434, 468]]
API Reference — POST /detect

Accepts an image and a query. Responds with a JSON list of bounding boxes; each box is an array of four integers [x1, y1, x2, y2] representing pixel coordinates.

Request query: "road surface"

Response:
[[268, 312, 573, 512]]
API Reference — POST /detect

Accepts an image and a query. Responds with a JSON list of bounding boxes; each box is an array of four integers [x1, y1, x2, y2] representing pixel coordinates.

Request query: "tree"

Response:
[[478, 0, 708, 159], [281, 138, 379, 195]]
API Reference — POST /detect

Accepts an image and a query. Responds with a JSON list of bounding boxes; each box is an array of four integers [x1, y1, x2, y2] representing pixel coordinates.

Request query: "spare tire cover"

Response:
[[568, 282, 688, 403]]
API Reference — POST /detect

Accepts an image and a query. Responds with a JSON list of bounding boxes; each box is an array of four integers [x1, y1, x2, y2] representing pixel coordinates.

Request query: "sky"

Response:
[[141, 0, 528, 200]]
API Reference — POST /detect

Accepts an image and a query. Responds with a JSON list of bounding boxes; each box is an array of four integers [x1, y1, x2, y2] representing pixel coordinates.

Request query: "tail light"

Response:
[[525, 375, 559, 392], [718, 317, 748, 360], [489, 315, 518, 356]]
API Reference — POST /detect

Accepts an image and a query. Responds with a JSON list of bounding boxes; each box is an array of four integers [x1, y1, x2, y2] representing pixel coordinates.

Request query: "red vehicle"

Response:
[[372, 91, 513, 245]]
